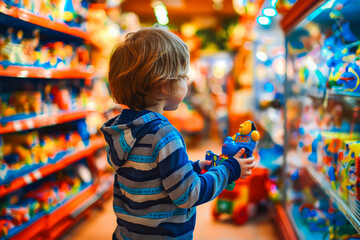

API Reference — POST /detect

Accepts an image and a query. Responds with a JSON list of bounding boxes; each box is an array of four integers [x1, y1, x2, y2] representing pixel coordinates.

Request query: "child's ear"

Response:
[[159, 82, 171, 97]]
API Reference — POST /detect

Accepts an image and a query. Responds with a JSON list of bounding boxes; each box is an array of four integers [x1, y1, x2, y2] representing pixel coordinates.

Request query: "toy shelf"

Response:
[[9, 174, 114, 240], [292, 85, 360, 101], [307, 165, 360, 234], [0, 1, 89, 41], [285, 202, 329, 240], [0, 65, 93, 80], [0, 137, 106, 198], [71, 173, 114, 219], [8, 184, 97, 240], [0, 110, 94, 135]]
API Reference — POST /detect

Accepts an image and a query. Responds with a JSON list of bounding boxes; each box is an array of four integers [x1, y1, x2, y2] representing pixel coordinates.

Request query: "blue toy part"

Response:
[[204, 151, 222, 170], [204, 151, 235, 191], [308, 137, 319, 163], [337, 62, 360, 93], [203, 120, 260, 191], [328, 166, 337, 190], [222, 120, 259, 158], [340, 22, 357, 42]]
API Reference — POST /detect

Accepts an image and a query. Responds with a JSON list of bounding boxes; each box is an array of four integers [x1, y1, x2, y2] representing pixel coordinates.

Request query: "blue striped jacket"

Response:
[[100, 109, 241, 240]]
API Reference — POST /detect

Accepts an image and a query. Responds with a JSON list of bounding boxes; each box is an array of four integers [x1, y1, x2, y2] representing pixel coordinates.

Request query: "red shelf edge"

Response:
[[0, 110, 94, 135], [11, 184, 97, 240], [0, 1, 89, 41], [280, 0, 324, 34], [0, 138, 106, 198], [0, 65, 93, 80], [272, 203, 298, 240]]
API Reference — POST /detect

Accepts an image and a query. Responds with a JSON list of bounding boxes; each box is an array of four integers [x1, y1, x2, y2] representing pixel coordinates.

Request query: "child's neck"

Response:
[[144, 103, 165, 115]]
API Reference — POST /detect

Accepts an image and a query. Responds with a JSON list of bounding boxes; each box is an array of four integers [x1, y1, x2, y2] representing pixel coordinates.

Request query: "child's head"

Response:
[[108, 27, 190, 110]]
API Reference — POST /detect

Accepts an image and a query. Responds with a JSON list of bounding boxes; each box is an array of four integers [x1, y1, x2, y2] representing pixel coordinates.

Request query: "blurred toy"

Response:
[[0, 28, 27, 65], [205, 120, 260, 190], [337, 62, 360, 93], [26, 185, 60, 212], [212, 167, 270, 225], [0, 196, 41, 230], [340, 141, 360, 202], [2, 131, 40, 169], [0, 217, 14, 238], [50, 85, 72, 110]]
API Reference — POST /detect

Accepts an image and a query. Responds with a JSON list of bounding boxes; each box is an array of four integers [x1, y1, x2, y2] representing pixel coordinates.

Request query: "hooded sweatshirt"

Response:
[[100, 109, 241, 240]]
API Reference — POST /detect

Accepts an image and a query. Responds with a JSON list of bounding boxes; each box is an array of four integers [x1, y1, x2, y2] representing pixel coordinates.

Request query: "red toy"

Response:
[[212, 167, 270, 224]]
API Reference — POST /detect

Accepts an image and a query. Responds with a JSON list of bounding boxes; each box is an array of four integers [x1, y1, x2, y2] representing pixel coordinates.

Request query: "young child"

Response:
[[101, 27, 255, 240]]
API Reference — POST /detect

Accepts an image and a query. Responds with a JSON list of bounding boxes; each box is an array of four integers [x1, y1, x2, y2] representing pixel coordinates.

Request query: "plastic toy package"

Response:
[[0, 161, 92, 238]]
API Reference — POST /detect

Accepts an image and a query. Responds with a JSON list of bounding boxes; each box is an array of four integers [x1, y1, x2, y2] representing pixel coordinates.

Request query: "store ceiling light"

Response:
[[270, 0, 278, 7], [152, 1, 169, 25], [157, 15, 169, 25], [155, 6, 167, 18], [256, 50, 268, 62], [257, 16, 271, 26], [263, 7, 277, 17]]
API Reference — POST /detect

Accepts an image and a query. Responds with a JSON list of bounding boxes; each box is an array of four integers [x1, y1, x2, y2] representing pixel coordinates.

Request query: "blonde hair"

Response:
[[108, 27, 190, 110]]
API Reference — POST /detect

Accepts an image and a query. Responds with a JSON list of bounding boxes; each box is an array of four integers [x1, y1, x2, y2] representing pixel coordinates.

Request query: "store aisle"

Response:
[[61, 139, 280, 240]]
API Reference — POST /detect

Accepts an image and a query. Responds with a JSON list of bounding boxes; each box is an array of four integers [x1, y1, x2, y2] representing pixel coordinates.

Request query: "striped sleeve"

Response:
[[153, 124, 241, 208]]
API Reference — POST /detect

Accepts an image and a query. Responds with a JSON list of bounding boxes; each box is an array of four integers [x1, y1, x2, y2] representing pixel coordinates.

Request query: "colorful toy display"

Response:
[[0, 162, 92, 238], [0, 79, 100, 121], [204, 120, 260, 190], [0, 123, 87, 185], [0, 26, 91, 70], [2, 0, 88, 29], [283, 0, 360, 237], [289, 166, 360, 240], [0, 0, 111, 238]]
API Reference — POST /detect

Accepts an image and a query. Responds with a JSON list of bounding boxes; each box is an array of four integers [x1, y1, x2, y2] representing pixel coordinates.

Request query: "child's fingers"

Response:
[[199, 160, 212, 169], [203, 160, 212, 165], [234, 148, 245, 158], [247, 161, 256, 169], [242, 157, 255, 164], [240, 171, 251, 179]]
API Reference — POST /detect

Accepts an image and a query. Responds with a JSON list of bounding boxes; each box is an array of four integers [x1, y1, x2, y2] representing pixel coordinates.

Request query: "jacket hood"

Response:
[[100, 109, 167, 168]]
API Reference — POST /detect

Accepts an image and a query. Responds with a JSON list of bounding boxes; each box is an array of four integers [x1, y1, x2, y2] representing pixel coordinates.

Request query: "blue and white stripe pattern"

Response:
[[101, 109, 241, 240]]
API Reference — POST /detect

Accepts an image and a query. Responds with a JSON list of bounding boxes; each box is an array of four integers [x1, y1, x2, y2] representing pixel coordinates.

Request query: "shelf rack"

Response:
[[0, 137, 106, 198], [0, 2, 112, 239], [0, 110, 94, 135], [6, 184, 97, 240], [6, 173, 114, 240], [0, 65, 93, 80], [307, 165, 360, 233]]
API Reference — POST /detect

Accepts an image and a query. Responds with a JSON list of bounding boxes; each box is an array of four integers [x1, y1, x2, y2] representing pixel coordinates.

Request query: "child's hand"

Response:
[[199, 160, 212, 169], [233, 148, 256, 179]]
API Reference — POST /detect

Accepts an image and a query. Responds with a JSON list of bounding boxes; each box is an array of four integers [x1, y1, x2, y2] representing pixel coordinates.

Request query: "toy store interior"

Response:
[[1, 0, 360, 239]]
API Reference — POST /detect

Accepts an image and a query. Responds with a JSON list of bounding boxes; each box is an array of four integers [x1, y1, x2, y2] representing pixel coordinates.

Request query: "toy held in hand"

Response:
[[204, 120, 260, 191]]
